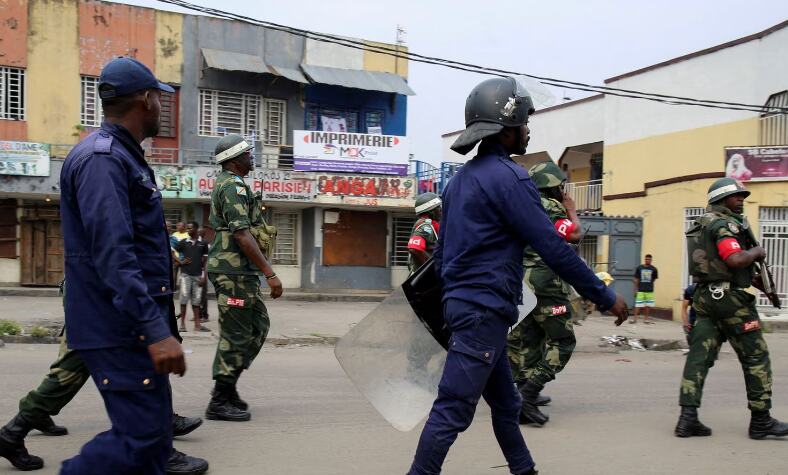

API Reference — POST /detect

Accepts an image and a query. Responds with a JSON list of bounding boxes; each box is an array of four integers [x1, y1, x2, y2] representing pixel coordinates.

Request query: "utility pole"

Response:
[[395, 25, 406, 76]]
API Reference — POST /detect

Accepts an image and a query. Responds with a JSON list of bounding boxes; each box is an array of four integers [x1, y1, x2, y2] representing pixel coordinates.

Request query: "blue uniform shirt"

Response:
[[60, 122, 173, 349], [434, 141, 615, 323]]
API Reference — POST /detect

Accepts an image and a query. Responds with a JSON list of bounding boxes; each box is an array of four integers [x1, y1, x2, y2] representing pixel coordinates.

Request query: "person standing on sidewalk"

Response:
[[173, 221, 210, 333], [631, 254, 658, 324], [205, 134, 283, 422], [406, 77, 629, 475], [507, 161, 584, 426], [676, 177, 788, 439], [198, 226, 213, 322], [55, 57, 187, 475]]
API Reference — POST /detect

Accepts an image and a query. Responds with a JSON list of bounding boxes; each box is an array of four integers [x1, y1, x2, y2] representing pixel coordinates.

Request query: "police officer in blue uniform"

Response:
[[59, 57, 187, 475], [407, 77, 628, 475]]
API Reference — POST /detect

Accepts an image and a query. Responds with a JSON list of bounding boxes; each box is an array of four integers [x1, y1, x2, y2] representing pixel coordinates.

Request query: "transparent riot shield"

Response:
[[334, 284, 536, 432]]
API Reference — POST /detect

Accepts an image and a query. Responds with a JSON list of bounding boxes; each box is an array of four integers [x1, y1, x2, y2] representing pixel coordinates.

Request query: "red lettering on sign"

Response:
[[407, 237, 426, 251]]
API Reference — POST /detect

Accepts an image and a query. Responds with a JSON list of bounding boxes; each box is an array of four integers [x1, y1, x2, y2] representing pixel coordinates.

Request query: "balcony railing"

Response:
[[565, 179, 603, 211]]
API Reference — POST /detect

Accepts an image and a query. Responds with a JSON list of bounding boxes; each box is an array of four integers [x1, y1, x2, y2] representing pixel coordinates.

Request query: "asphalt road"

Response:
[[2, 330, 788, 474]]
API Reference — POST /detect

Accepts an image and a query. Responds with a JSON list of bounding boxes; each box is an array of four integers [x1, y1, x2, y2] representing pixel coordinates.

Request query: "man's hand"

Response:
[[609, 294, 629, 326], [147, 336, 186, 376], [683, 323, 694, 334], [752, 274, 765, 293], [198, 276, 207, 287], [561, 192, 576, 213], [266, 275, 283, 299], [750, 246, 767, 261]]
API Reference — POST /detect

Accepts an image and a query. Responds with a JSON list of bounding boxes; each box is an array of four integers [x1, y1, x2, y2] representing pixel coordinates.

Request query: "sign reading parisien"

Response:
[[0, 141, 50, 177], [725, 146, 788, 182], [293, 130, 409, 176]]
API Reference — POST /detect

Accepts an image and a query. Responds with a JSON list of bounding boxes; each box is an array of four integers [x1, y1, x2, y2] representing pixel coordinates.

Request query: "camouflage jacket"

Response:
[[207, 170, 263, 275], [523, 195, 572, 298], [686, 204, 753, 288], [407, 217, 439, 274]]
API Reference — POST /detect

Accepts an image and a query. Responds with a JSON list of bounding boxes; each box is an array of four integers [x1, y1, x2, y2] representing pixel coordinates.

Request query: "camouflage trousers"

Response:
[[679, 286, 772, 411], [210, 273, 270, 385], [507, 295, 576, 388], [18, 330, 90, 424]]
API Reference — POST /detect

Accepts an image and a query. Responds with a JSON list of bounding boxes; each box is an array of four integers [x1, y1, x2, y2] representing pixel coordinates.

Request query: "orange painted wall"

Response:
[[0, 120, 27, 141], [78, 1, 156, 76], [0, 0, 28, 67]]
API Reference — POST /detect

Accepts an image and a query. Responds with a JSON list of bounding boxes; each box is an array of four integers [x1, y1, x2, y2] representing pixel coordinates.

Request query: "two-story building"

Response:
[[0, 0, 419, 291]]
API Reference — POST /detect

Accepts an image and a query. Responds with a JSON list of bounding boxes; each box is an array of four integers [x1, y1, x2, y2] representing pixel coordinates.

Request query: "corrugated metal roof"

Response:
[[201, 49, 309, 83], [301, 64, 415, 95], [202, 48, 267, 74]]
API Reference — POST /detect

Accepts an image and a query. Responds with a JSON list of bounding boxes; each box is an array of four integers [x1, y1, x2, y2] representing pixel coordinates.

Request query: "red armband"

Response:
[[407, 236, 427, 251], [554, 219, 576, 240], [717, 237, 742, 260]]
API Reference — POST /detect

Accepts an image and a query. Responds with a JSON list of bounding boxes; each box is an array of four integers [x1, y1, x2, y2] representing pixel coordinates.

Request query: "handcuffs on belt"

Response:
[[708, 282, 731, 301]]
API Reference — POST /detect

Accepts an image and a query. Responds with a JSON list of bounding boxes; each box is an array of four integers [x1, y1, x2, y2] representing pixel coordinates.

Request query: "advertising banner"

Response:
[[316, 174, 415, 208], [725, 146, 788, 182], [153, 166, 198, 199], [293, 130, 409, 176], [196, 168, 316, 202], [0, 141, 50, 177]]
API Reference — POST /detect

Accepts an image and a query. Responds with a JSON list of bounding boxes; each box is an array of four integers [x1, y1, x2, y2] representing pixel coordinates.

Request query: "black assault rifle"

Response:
[[742, 220, 781, 309]]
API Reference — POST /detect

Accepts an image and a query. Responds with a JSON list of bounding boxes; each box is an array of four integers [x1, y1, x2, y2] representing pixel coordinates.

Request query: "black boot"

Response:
[[534, 393, 551, 406], [0, 415, 44, 471], [518, 381, 549, 426], [749, 410, 788, 439], [515, 469, 538, 475], [167, 448, 209, 475], [674, 406, 712, 437], [228, 386, 249, 411], [172, 414, 203, 437], [30, 415, 68, 436], [205, 382, 251, 422]]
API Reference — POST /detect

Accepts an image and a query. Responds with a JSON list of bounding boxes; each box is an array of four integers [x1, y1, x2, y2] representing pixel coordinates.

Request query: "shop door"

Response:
[[21, 219, 63, 286]]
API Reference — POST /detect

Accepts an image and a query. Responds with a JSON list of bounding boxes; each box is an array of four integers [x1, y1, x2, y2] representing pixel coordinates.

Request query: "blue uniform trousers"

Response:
[[60, 347, 172, 475], [409, 298, 535, 475]]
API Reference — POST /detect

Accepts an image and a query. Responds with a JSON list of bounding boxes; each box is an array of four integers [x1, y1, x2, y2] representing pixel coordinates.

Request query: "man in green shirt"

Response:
[[205, 134, 283, 422]]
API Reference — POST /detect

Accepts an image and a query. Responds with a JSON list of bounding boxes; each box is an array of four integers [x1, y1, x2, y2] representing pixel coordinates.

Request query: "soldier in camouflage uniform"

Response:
[[0, 282, 208, 474], [675, 178, 788, 439], [508, 161, 584, 426], [407, 192, 442, 274], [205, 134, 283, 422]]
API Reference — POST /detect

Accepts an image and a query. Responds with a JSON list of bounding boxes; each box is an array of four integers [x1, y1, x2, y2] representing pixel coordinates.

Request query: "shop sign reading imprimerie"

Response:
[[0, 141, 50, 177], [293, 130, 409, 176], [725, 146, 788, 182]]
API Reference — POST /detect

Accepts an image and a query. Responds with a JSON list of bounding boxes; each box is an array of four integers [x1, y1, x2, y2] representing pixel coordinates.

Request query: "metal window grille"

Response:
[[199, 89, 262, 137], [80, 76, 102, 127], [760, 91, 788, 146], [758, 207, 788, 308], [391, 214, 416, 267], [158, 90, 177, 138], [163, 208, 183, 226], [578, 235, 598, 270], [263, 99, 286, 146], [365, 110, 384, 132], [682, 207, 706, 289], [0, 67, 25, 120], [305, 105, 359, 132], [271, 210, 298, 265]]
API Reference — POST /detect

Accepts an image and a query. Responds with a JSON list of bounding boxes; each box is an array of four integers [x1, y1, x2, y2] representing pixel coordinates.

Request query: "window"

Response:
[[365, 110, 384, 133], [682, 207, 705, 288], [305, 105, 359, 132], [199, 89, 261, 138], [158, 90, 177, 138], [760, 91, 788, 146], [390, 214, 416, 267], [271, 210, 298, 265], [163, 208, 184, 228], [263, 99, 286, 146], [80, 76, 102, 127], [0, 199, 17, 258], [0, 67, 25, 121]]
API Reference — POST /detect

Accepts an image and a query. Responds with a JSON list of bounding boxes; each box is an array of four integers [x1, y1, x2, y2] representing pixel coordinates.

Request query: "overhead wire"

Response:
[[156, 0, 788, 115]]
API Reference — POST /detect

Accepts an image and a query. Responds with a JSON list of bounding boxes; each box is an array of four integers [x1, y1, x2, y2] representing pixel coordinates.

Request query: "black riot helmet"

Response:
[[451, 77, 536, 155]]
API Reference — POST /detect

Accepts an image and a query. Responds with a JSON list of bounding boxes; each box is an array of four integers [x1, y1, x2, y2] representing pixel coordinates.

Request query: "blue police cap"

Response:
[[98, 57, 175, 99]]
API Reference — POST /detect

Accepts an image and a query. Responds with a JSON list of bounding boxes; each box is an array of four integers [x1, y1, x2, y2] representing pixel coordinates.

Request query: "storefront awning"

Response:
[[300, 64, 415, 95], [201, 48, 309, 83]]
